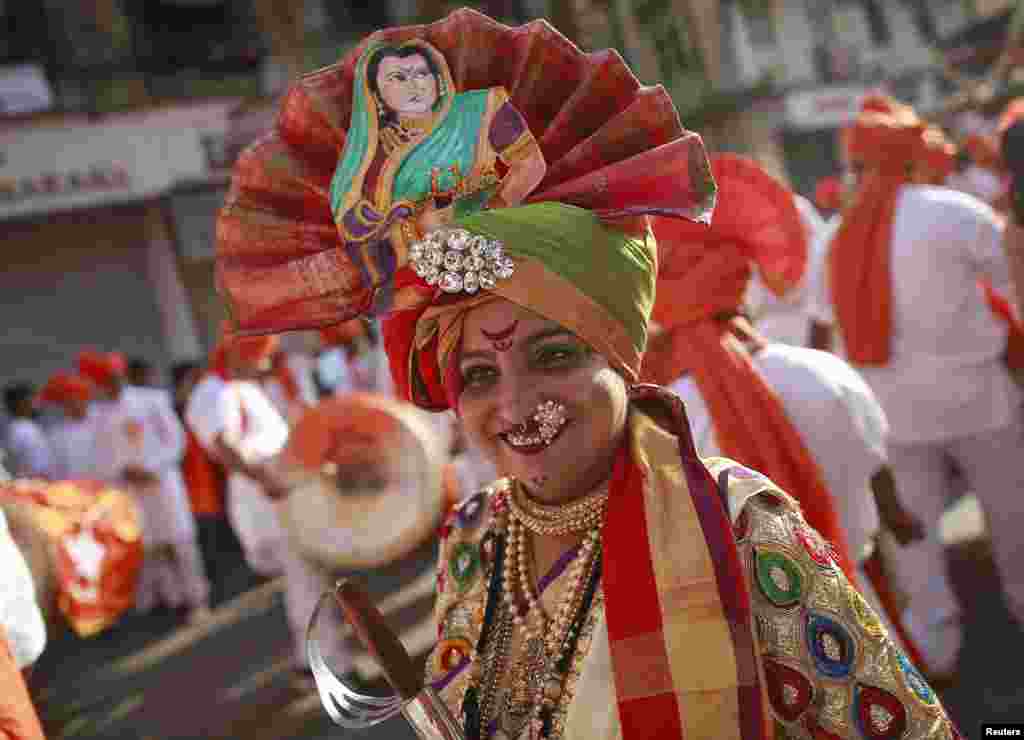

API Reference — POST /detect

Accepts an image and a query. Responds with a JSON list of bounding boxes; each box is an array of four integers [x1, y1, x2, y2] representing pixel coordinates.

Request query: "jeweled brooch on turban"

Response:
[[409, 228, 516, 294]]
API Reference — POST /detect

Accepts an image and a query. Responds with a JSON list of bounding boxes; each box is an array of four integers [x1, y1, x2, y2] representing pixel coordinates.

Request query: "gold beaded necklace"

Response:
[[509, 480, 609, 537], [482, 481, 607, 739]]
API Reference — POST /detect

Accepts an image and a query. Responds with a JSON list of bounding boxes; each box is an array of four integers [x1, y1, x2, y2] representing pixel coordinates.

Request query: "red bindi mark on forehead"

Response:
[[480, 320, 518, 352]]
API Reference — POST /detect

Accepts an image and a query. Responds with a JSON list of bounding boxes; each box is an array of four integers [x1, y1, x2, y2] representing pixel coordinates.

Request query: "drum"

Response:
[[279, 393, 447, 571], [280, 393, 449, 679]]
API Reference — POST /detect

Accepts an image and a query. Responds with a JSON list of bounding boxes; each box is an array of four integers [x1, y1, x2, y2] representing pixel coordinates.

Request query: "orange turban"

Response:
[[77, 351, 126, 387], [208, 323, 279, 379], [36, 373, 93, 405], [832, 100, 929, 366], [642, 153, 857, 582], [814, 176, 843, 212]]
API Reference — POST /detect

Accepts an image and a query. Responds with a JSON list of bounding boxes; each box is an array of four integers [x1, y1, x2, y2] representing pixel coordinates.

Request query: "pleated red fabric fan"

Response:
[[216, 8, 714, 336]]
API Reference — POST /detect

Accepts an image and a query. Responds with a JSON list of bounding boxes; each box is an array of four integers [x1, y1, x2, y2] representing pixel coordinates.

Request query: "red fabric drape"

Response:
[[642, 154, 858, 581], [831, 104, 927, 365]]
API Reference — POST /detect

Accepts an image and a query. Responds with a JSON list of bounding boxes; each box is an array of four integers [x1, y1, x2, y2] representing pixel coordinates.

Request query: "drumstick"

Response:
[[333, 578, 423, 700]]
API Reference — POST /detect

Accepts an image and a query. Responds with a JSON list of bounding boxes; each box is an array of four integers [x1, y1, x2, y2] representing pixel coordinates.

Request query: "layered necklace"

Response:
[[463, 480, 608, 740]]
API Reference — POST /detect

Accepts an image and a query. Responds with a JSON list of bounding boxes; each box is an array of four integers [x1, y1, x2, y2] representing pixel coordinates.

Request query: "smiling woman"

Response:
[[457, 297, 626, 506], [217, 9, 959, 740]]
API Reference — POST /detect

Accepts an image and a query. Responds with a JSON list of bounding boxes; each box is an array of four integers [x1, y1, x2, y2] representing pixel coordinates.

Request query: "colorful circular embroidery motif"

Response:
[[763, 658, 814, 722], [434, 637, 472, 674], [755, 549, 804, 607], [795, 524, 833, 569], [806, 612, 857, 679], [449, 542, 481, 592], [896, 650, 936, 705], [854, 684, 908, 739]]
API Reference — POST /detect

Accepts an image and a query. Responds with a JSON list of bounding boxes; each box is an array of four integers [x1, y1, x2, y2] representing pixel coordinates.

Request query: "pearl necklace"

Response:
[[466, 504, 604, 740], [490, 483, 605, 740], [509, 480, 609, 537]]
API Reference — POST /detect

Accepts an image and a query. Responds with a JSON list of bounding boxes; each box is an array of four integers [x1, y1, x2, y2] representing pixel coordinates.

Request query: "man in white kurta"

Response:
[[189, 371, 290, 578], [3, 384, 56, 481], [82, 353, 210, 619], [811, 183, 1024, 674], [187, 339, 350, 673], [37, 373, 102, 481]]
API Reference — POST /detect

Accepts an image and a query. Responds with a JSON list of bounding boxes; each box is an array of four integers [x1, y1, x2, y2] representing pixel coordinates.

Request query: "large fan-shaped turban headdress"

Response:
[[216, 8, 716, 411]]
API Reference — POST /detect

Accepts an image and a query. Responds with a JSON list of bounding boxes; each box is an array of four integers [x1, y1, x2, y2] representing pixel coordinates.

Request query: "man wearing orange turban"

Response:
[[642, 153, 931, 669], [186, 329, 291, 578], [79, 350, 210, 622], [811, 95, 1024, 675], [35, 372, 101, 480], [187, 328, 360, 674]]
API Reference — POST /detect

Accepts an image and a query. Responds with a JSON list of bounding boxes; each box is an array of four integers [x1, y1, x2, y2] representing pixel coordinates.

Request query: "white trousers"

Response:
[[886, 416, 1024, 672], [136, 538, 210, 613], [228, 474, 288, 577], [280, 544, 352, 673]]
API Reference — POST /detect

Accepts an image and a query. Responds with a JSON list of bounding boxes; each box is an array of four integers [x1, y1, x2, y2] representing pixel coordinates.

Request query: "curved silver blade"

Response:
[[306, 588, 407, 728]]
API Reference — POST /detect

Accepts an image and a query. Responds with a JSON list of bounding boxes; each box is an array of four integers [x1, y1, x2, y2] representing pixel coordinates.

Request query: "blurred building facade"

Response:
[[579, 0, 1016, 193], [0, 0, 1013, 393]]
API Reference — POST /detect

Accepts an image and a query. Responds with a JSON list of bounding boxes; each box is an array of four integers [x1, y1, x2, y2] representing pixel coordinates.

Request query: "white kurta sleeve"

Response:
[[186, 379, 235, 454], [0, 509, 46, 669], [957, 193, 1015, 302], [141, 391, 186, 474]]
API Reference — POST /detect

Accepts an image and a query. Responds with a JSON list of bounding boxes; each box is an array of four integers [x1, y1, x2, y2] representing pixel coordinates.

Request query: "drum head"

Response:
[[280, 394, 445, 570]]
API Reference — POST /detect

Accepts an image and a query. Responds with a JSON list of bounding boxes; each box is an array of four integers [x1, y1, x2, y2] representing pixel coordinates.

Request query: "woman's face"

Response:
[[457, 298, 629, 504], [376, 53, 438, 116]]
